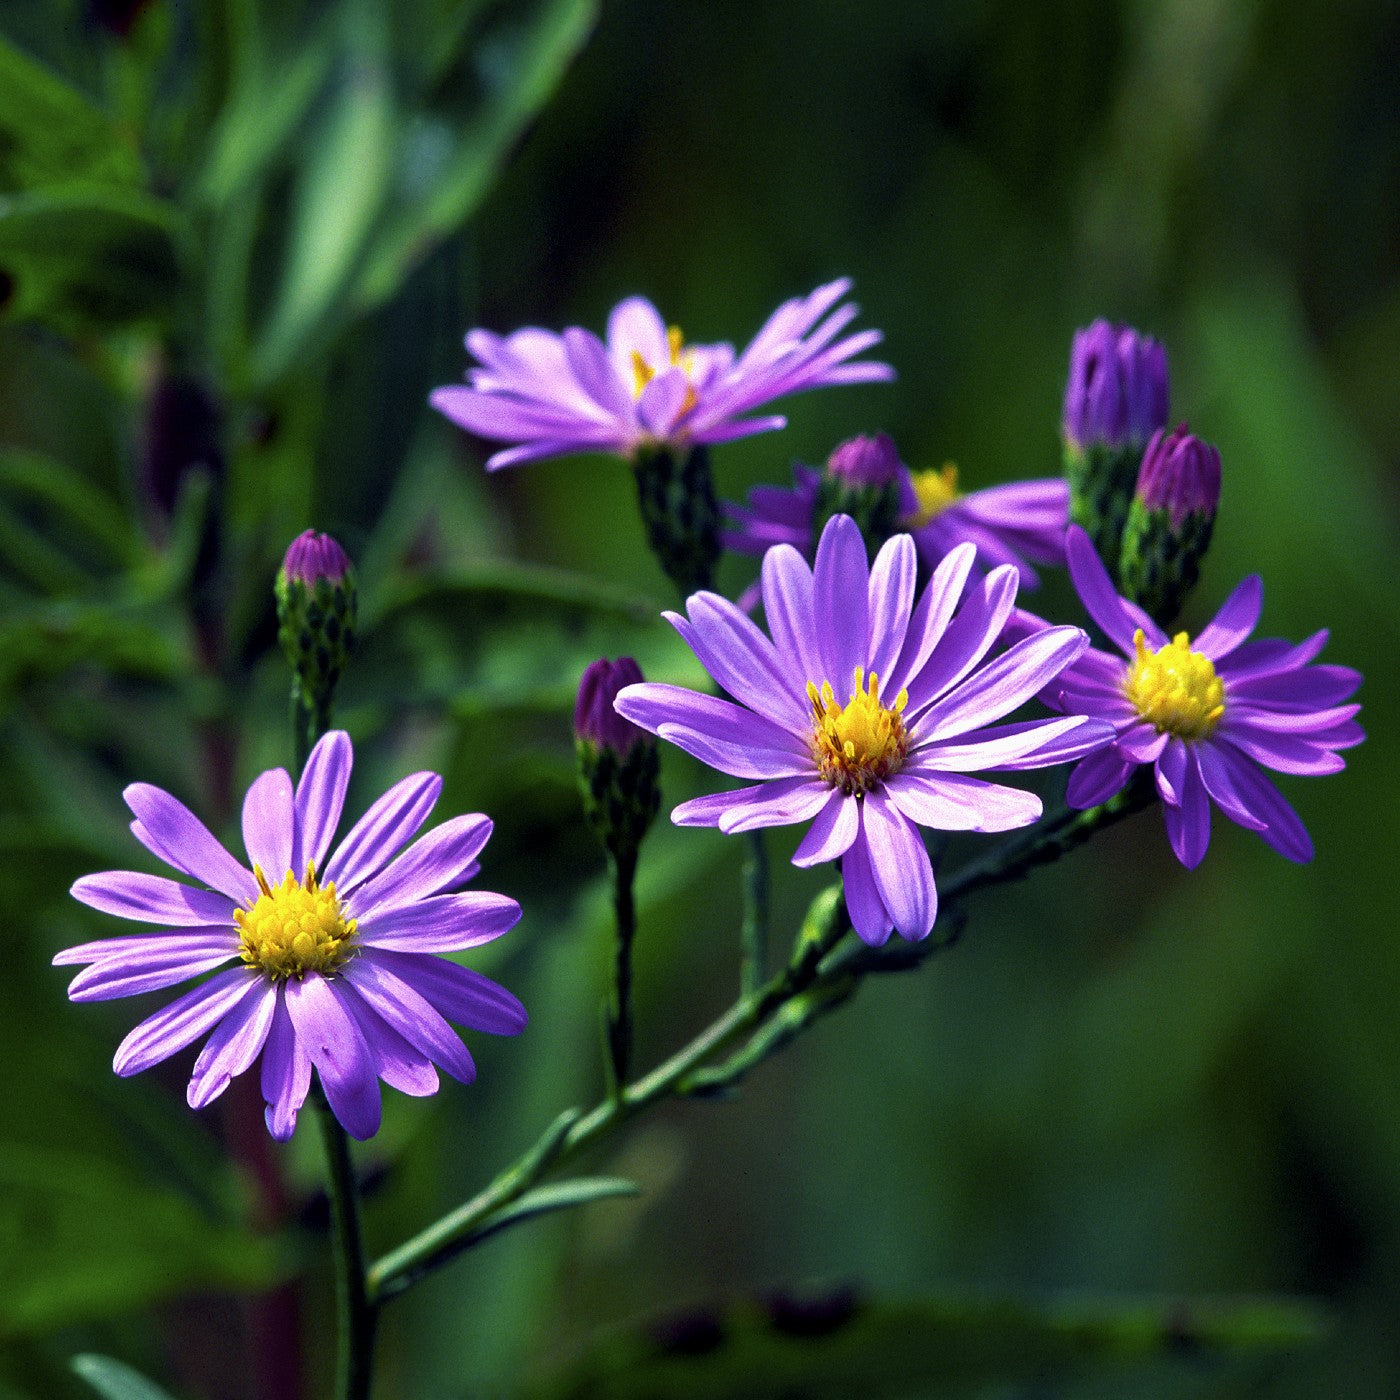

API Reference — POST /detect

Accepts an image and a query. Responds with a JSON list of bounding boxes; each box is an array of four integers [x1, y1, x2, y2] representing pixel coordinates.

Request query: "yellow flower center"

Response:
[[903, 463, 961, 528], [235, 863, 356, 981], [807, 667, 910, 795], [630, 325, 693, 397], [1123, 629, 1226, 741]]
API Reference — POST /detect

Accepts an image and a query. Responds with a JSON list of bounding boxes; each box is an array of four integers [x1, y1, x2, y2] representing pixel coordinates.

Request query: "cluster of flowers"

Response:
[[58, 287, 1363, 1141]]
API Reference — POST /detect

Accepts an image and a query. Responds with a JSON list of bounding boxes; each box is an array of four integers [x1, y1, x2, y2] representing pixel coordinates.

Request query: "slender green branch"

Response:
[[606, 849, 638, 1094], [740, 829, 770, 996]]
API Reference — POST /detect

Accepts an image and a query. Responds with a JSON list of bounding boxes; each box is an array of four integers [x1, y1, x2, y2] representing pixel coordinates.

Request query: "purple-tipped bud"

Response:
[[826, 433, 903, 488], [575, 657, 650, 755], [282, 529, 352, 586], [1135, 423, 1221, 527], [1063, 320, 1170, 451]]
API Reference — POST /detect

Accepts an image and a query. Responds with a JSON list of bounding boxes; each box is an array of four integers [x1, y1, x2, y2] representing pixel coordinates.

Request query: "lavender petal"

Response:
[[791, 789, 860, 867], [841, 832, 893, 947], [284, 974, 382, 1141], [861, 790, 936, 939], [348, 813, 493, 918], [242, 766, 294, 879], [295, 730, 352, 876], [343, 958, 477, 1085], [187, 983, 277, 1110], [262, 989, 312, 1141], [812, 514, 870, 689], [71, 871, 237, 926], [113, 967, 262, 1077], [357, 891, 522, 953], [323, 771, 442, 894], [124, 784, 258, 905], [367, 948, 527, 1035]]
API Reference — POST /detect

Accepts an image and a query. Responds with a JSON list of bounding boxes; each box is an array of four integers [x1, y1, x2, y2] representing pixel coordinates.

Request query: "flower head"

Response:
[[826, 433, 903, 488], [430, 279, 893, 469], [576, 657, 650, 755], [575, 658, 661, 859], [58, 733, 526, 1141], [1133, 422, 1221, 527], [1040, 526, 1364, 867], [281, 529, 352, 586], [615, 515, 1111, 946], [1063, 320, 1170, 452]]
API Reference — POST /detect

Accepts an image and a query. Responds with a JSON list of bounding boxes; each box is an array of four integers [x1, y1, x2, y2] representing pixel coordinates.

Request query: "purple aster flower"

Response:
[[614, 514, 1112, 946], [57, 732, 527, 1141], [724, 454, 1069, 588], [429, 279, 893, 470], [1063, 320, 1170, 452], [1041, 526, 1364, 867], [281, 528, 353, 585]]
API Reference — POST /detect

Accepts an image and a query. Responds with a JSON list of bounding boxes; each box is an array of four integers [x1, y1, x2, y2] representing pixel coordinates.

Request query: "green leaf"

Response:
[[0, 186, 186, 330], [70, 1355, 179, 1400], [527, 1289, 1329, 1399], [461, 1176, 641, 1252], [0, 37, 141, 193]]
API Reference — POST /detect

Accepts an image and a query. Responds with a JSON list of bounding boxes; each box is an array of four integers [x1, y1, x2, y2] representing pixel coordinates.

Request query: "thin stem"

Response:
[[740, 829, 769, 997], [606, 848, 638, 1094], [291, 686, 312, 777], [314, 1090, 377, 1400]]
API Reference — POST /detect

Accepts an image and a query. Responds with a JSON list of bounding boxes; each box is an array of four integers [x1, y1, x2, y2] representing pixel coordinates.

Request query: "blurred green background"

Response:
[[0, 0, 1396, 1396]]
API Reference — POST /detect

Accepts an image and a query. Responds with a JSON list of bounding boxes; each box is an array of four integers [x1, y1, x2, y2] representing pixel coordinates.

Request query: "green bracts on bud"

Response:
[[1064, 439, 1143, 584], [577, 737, 661, 865], [633, 443, 721, 598], [1118, 501, 1215, 627], [810, 474, 903, 562]]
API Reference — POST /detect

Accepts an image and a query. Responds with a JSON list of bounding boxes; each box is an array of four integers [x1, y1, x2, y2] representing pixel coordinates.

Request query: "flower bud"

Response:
[[811, 433, 905, 561], [275, 530, 357, 731], [1062, 320, 1171, 581], [633, 443, 721, 598], [576, 658, 661, 861], [1118, 424, 1221, 626]]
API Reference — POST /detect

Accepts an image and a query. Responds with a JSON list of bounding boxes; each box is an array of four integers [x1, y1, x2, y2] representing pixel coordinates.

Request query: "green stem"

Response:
[[606, 848, 638, 1094], [740, 829, 769, 996], [314, 1090, 377, 1400]]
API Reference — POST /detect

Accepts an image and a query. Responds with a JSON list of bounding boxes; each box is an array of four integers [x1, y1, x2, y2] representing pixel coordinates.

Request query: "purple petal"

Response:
[[812, 515, 870, 689], [1218, 631, 1329, 679], [841, 833, 893, 947], [865, 534, 918, 685], [332, 981, 440, 1098], [1117, 722, 1170, 763], [670, 785, 770, 828], [1195, 743, 1269, 832], [262, 990, 312, 1141], [357, 892, 522, 953], [690, 413, 788, 446], [343, 958, 476, 1085], [295, 730, 352, 876], [1065, 525, 1145, 656], [1211, 743, 1314, 862], [761, 544, 823, 683], [54, 929, 237, 967], [791, 789, 860, 867], [861, 790, 936, 939], [124, 784, 258, 905], [113, 967, 262, 1077], [1193, 575, 1263, 660], [888, 771, 1041, 832], [367, 949, 527, 1035], [71, 871, 237, 926], [187, 983, 277, 1109], [1214, 724, 1346, 776], [348, 814, 493, 918], [715, 775, 830, 834], [67, 939, 239, 1002], [916, 715, 1110, 772], [606, 295, 670, 365], [323, 772, 442, 894], [284, 974, 381, 1141], [886, 542, 977, 697], [1225, 664, 1361, 710], [1065, 748, 1136, 809], [242, 767, 294, 879], [1160, 744, 1211, 868], [637, 367, 693, 435], [562, 326, 634, 420], [1155, 737, 1186, 805], [903, 565, 1019, 714]]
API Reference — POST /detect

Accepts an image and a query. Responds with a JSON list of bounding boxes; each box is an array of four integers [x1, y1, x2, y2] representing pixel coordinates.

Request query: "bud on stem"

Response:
[[633, 443, 720, 599]]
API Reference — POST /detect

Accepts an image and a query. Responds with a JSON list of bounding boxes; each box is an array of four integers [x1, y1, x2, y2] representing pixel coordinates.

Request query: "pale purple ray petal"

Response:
[[262, 989, 312, 1141], [1065, 525, 1145, 656], [71, 871, 237, 926], [865, 534, 918, 685], [886, 543, 977, 697], [429, 386, 612, 441], [124, 784, 258, 905], [284, 973, 381, 1140], [1218, 630, 1329, 678], [916, 716, 1110, 772], [562, 326, 635, 421], [1117, 722, 1170, 763], [1193, 575, 1263, 660], [367, 949, 527, 1035], [357, 891, 522, 953], [606, 296, 670, 367], [1065, 748, 1136, 809], [654, 721, 813, 781], [761, 544, 823, 683], [841, 833, 893, 947], [54, 929, 237, 967], [812, 514, 870, 688], [322, 772, 442, 894], [294, 730, 352, 876], [1195, 742, 1269, 831], [343, 958, 476, 1085], [1161, 746, 1211, 868], [113, 967, 262, 1077], [902, 565, 1019, 714], [791, 789, 860, 867], [637, 368, 694, 435], [1156, 737, 1187, 805], [242, 767, 294, 879], [347, 814, 493, 918], [888, 771, 1042, 832], [485, 438, 614, 471], [737, 279, 852, 368], [690, 413, 788, 446], [1225, 664, 1361, 710], [915, 626, 1087, 742], [331, 981, 439, 1098], [187, 983, 277, 1110], [715, 775, 830, 834], [670, 785, 771, 828], [67, 941, 239, 1002], [1223, 702, 1361, 737], [1215, 725, 1346, 776], [1213, 743, 1314, 862], [861, 789, 936, 940]]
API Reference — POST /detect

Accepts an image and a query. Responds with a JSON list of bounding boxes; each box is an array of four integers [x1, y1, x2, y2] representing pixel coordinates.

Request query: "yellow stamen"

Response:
[[234, 862, 356, 981], [807, 666, 910, 795], [630, 324, 697, 401], [903, 463, 961, 528], [1123, 629, 1225, 741]]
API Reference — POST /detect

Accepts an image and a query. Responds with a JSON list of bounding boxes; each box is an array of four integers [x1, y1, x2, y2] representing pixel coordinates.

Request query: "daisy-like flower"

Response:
[[57, 733, 527, 1141], [724, 437, 1069, 587], [1042, 526, 1364, 867], [614, 514, 1113, 946], [429, 279, 893, 470]]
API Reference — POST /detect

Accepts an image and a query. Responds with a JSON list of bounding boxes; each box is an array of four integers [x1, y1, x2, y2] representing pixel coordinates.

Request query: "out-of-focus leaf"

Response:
[[527, 1289, 1329, 1400], [0, 36, 141, 192], [0, 187, 186, 330], [70, 1355, 179, 1400], [0, 1145, 281, 1338], [0, 449, 140, 575], [458, 1176, 641, 1253], [353, 0, 597, 311]]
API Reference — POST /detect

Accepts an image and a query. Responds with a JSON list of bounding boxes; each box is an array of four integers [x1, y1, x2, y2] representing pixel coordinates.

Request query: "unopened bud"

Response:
[[576, 658, 661, 861], [275, 530, 357, 729], [812, 433, 904, 560]]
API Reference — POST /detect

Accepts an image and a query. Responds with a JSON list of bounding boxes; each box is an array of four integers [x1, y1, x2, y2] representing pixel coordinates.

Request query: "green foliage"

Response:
[[71, 1355, 179, 1400]]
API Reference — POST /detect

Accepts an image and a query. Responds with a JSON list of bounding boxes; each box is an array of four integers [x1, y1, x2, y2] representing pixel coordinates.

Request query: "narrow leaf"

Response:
[[71, 1355, 179, 1400]]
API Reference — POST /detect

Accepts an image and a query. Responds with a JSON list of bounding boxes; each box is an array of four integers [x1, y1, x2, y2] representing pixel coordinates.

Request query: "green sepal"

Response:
[[1064, 438, 1147, 583], [633, 443, 720, 598], [577, 735, 661, 862], [275, 564, 358, 719], [1118, 500, 1215, 628], [810, 473, 903, 562]]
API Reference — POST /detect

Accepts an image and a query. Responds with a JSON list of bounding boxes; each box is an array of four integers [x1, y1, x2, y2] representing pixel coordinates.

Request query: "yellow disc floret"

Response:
[[630, 325, 694, 397], [808, 666, 910, 795], [235, 863, 355, 980], [1123, 628, 1226, 741], [903, 463, 961, 528]]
